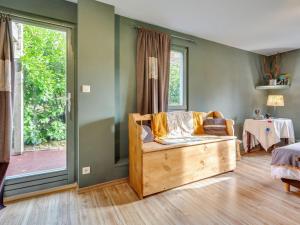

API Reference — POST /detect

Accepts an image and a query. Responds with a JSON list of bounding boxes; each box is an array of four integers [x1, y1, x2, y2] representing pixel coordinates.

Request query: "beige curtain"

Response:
[[136, 28, 171, 114], [0, 15, 14, 210]]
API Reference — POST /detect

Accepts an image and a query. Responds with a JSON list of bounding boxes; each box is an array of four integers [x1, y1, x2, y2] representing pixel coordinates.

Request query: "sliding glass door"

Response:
[[4, 18, 75, 197]]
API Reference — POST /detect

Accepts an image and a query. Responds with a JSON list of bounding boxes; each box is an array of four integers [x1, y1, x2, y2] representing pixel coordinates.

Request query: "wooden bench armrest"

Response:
[[129, 114, 142, 146], [225, 119, 235, 136]]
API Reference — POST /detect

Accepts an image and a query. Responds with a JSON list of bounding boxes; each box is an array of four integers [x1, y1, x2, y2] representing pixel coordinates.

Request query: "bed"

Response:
[[271, 143, 300, 191]]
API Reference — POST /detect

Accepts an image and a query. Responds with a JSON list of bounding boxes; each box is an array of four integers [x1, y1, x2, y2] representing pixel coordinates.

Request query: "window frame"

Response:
[[168, 45, 188, 111]]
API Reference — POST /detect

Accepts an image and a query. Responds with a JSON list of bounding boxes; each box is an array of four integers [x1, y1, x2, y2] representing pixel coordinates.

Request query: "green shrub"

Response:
[[169, 60, 181, 105], [22, 24, 66, 145]]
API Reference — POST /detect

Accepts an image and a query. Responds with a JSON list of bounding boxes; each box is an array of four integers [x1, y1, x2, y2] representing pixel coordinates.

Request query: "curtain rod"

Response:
[[134, 26, 196, 44], [0, 8, 75, 29]]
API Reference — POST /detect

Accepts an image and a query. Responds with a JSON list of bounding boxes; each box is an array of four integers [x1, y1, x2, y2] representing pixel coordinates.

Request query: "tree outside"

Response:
[[21, 24, 67, 146], [169, 50, 183, 106]]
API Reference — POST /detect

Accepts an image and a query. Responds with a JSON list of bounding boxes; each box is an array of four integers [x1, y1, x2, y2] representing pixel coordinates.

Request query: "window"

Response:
[[168, 46, 187, 110]]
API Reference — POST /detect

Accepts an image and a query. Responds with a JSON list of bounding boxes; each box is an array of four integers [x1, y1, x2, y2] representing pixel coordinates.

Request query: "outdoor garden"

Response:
[[22, 24, 67, 150]]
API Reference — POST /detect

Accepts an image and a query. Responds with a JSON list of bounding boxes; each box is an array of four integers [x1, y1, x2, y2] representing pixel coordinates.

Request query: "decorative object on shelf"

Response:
[[269, 79, 277, 86], [267, 95, 284, 117], [253, 108, 264, 120], [262, 54, 281, 85], [277, 73, 290, 85], [259, 54, 291, 89]]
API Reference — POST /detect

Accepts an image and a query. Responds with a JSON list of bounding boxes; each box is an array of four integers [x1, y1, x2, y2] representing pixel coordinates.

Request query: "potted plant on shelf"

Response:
[[262, 54, 281, 86]]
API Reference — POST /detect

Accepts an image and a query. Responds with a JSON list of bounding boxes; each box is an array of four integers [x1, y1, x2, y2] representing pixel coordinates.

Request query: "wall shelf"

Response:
[[255, 85, 290, 90]]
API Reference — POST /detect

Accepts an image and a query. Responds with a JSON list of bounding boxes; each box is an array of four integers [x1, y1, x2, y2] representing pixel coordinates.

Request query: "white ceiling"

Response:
[[70, 0, 300, 56]]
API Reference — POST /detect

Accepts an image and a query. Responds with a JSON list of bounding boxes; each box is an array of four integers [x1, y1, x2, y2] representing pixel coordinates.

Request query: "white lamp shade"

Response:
[[267, 95, 284, 107]]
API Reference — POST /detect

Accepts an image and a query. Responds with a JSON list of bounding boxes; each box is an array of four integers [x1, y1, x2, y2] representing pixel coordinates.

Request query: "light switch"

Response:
[[81, 85, 91, 93], [82, 166, 90, 175]]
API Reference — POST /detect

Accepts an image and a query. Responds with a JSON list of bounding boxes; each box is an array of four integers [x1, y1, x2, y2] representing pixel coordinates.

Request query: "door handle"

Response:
[[67, 92, 72, 114], [57, 93, 72, 119]]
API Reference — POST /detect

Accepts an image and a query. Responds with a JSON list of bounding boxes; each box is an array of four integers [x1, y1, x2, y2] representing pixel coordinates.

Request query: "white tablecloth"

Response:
[[243, 118, 295, 152]]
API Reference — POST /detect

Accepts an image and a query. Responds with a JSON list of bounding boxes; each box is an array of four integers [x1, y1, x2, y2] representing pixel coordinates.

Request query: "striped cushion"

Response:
[[203, 118, 228, 136]]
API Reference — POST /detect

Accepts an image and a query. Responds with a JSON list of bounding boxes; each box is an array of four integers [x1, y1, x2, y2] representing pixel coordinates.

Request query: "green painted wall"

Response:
[[0, 0, 77, 23], [115, 16, 267, 159], [77, 0, 127, 187], [269, 50, 300, 140]]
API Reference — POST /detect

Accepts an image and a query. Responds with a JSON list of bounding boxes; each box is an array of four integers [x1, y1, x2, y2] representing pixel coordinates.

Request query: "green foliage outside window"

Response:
[[169, 50, 183, 106], [22, 25, 67, 145], [169, 62, 181, 105]]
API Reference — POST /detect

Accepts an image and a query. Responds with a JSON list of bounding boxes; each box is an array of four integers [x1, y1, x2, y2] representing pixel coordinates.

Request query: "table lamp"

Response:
[[267, 95, 284, 117]]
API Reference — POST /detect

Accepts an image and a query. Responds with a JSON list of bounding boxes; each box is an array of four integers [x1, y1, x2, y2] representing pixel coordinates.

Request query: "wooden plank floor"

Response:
[[1, 151, 300, 225]]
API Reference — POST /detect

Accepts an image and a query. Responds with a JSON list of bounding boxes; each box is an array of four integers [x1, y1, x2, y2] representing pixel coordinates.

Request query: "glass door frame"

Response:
[[4, 13, 76, 197]]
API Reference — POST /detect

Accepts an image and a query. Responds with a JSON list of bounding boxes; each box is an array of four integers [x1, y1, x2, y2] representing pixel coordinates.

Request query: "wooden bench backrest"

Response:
[[130, 113, 151, 123]]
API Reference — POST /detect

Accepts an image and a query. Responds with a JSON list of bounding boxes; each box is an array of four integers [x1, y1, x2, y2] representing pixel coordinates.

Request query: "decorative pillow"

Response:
[[141, 125, 154, 143], [203, 118, 228, 136]]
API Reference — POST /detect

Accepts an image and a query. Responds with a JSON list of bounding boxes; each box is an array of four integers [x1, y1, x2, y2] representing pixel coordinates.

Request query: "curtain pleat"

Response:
[[136, 28, 171, 114]]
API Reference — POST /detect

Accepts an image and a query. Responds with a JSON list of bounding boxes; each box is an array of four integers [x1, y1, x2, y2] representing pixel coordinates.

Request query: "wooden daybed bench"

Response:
[[128, 112, 239, 199]]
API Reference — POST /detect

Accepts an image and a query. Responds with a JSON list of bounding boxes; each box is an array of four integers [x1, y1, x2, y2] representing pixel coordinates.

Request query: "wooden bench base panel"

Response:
[[130, 139, 236, 198]]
